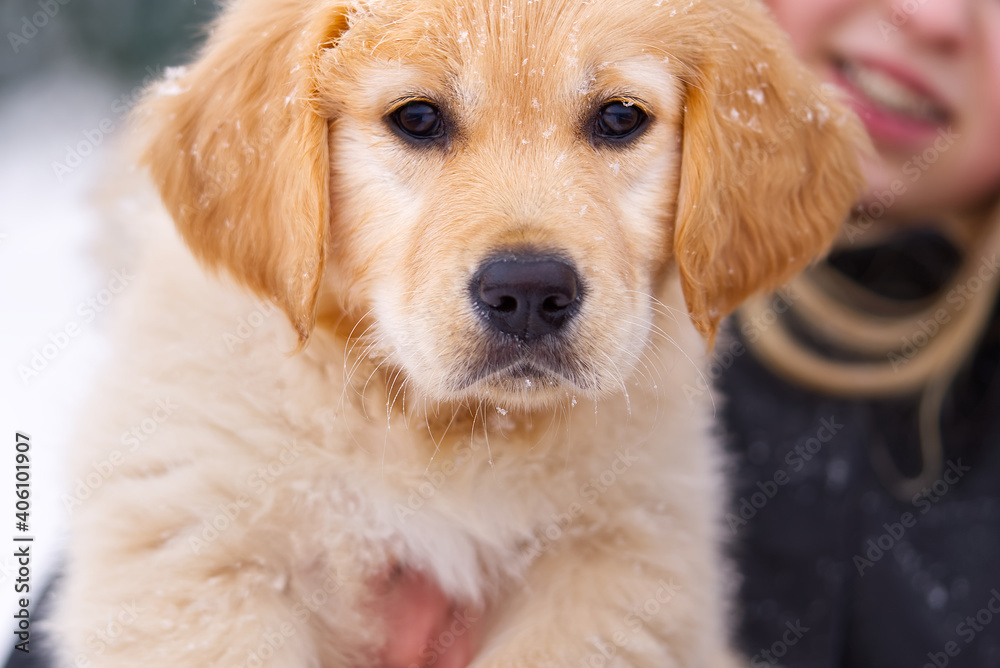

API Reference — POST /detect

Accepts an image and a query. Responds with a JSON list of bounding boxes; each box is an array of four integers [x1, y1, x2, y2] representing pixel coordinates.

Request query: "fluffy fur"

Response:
[[54, 0, 864, 666]]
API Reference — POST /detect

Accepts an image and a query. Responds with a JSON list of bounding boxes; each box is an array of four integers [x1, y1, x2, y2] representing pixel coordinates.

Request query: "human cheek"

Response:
[[938, 3, 1000, 209], [765, 0, 869, 59]]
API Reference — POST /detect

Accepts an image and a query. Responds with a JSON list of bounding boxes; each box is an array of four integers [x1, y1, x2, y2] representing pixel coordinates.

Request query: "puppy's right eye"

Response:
[[391, 101, 445, 141]]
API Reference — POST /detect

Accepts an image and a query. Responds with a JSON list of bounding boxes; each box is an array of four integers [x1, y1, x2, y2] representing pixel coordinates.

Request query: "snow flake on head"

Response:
[[157, 66, 190, 97]]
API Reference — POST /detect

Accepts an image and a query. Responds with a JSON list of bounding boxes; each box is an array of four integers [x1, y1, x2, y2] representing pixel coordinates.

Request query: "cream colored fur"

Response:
[[52, 0, 864, 666]]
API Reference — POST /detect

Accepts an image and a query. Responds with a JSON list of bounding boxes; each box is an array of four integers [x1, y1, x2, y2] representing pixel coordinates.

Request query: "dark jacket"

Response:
[[720, 233, 1000, 667]]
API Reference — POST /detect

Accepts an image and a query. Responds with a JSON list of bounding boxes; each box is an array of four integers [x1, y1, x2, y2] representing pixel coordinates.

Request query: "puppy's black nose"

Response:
[[473, 256, 582, 340]]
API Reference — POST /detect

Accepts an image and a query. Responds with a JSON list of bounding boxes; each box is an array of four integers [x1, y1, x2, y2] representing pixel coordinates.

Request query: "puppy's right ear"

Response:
[[140, 0, 351, 343]]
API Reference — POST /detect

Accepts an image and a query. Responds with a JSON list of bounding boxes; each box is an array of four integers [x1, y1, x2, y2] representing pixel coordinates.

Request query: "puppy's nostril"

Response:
[[496, 296, 518, 313], [542, 293, 573, 312], [473, 255, 583, 340]]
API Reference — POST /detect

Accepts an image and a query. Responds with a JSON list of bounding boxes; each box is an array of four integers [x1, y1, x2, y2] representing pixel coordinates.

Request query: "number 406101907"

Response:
[[15, 432, 30, 533]]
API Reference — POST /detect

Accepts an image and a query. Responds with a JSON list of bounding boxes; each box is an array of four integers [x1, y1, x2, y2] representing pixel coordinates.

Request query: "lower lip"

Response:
[[505, 363, 551, 381], [830, 66, 947, 149]]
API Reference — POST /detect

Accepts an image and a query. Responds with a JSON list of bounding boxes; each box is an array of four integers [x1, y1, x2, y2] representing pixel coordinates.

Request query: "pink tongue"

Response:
[[376, 569, 482, 668]]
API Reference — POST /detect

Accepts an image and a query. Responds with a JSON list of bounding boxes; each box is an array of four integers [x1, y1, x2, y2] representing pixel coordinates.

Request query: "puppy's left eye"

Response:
[[391, 100, 445, 141], [594, 100, 648, 142]]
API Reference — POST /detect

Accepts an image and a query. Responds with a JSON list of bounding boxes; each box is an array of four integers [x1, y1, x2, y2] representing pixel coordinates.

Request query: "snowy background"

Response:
[[0, 1, 219, 662]]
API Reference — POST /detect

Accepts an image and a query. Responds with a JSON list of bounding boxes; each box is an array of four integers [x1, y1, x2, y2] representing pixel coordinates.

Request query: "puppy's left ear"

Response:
[[139, 0, 351, 343], [674, 2, 867, 343]]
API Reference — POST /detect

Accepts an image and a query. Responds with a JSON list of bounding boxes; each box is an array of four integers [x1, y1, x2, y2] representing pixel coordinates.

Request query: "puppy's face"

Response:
[[321, 3, 685, 405], [141, 0, 865, 409]]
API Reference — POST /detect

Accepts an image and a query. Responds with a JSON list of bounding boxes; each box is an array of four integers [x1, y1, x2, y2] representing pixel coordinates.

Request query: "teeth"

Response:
[[842, 61, 946, 123]]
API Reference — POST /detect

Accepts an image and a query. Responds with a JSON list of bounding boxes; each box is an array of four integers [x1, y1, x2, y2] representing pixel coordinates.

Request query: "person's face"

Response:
[[766, 0, 1000, 220]]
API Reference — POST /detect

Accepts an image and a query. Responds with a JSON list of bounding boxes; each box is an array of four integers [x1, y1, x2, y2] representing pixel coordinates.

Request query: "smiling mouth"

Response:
[[835, 58, 949, 125]]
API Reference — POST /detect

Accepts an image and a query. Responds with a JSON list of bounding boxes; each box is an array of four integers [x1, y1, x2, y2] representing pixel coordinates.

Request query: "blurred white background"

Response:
[[0, 2, 219, 662]]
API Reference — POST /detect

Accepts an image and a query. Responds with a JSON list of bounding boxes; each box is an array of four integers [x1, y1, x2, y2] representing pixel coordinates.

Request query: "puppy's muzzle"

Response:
[[472, 254, 583, 341]]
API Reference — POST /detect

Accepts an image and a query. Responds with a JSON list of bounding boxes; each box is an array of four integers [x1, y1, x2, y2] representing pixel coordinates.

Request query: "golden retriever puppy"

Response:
[[53, 0, 864, 666]]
